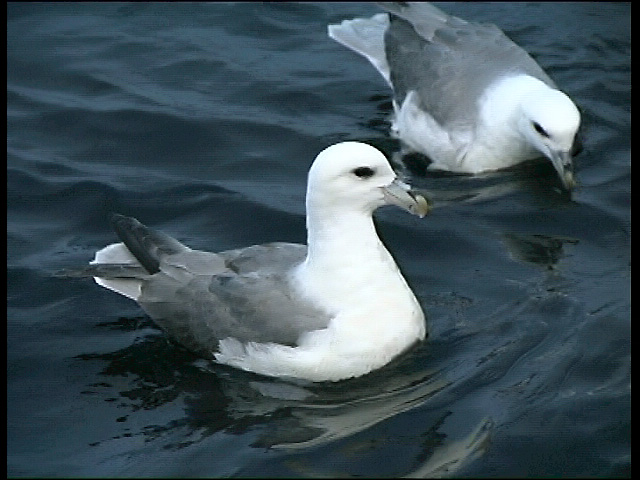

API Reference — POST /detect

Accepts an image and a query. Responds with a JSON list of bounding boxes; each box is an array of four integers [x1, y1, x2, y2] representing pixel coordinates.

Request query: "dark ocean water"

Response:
[[7, 2, 630, 477]]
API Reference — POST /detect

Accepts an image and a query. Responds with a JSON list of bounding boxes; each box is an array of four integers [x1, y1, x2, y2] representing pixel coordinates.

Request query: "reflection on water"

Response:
[[503, 233, 579, 268], [395, 152, 576, 210], [75, 317, 442, 446], [406, 416, 494, 478], [74, 315, 501, 475]]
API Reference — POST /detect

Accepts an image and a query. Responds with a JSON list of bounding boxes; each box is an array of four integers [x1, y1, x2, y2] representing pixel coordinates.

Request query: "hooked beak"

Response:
[[549, 149, 576, 190], [381, 178, 430, 218]]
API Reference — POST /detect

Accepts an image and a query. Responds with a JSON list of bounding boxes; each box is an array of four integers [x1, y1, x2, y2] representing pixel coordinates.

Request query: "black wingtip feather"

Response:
[[108, 214, 191, 275], [110, 214, 162, 274]]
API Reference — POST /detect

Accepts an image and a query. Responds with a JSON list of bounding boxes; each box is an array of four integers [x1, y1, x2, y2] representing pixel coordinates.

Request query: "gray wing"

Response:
[[137, 242, 332, 359], [65, 215, 332, 359], [379, 2, 555, 125]]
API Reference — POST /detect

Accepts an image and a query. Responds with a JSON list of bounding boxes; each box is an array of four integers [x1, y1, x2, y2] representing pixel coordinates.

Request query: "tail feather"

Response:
[[328, 12, 392, 87], [57, 214, 181, 301]]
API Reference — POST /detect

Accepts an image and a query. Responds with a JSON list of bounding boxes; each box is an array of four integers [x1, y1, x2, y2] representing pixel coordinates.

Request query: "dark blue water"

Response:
[[7, 2, 630, 477]]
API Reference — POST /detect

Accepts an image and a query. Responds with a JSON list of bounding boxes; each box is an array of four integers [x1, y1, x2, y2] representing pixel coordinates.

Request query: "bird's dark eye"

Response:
[[352, 166, 375, 178], [533, 122, 549, 137]]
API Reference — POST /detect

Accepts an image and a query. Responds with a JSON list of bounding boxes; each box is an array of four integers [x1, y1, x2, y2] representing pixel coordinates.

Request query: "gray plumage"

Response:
[[64, 215, 331, 358], [380, 2, 555, 125]]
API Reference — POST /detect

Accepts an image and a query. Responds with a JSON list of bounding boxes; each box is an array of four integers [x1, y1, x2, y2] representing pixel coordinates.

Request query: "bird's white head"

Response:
[[520, 87, 581, 189], [306, 142, 429, 217]]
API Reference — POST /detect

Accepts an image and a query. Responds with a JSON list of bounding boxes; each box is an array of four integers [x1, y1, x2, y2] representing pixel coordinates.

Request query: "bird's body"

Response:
[[329, 2, 581, 189], [64, 142, 429, 382]]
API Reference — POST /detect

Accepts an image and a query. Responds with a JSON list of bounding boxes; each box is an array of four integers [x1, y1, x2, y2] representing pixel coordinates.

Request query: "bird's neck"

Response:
[[305, 207, 391, 272], [293, 205, 405, 313]]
